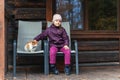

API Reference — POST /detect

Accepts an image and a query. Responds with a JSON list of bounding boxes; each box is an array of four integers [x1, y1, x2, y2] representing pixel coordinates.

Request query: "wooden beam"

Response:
[[0, 0, 5, 80], [71, 30, 120, 39]]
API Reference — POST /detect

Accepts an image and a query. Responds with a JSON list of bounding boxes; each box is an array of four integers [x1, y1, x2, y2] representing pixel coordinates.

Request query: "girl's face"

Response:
[[53, 20, 62, 27]]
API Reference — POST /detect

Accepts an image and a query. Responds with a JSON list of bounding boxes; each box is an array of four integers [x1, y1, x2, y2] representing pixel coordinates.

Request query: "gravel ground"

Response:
[[5, 66, 120, 80]]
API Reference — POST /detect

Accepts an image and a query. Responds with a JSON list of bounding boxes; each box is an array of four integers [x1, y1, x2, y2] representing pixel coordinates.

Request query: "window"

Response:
[[88, 0, 118, 30], [56, 0, 118, 31], [56, 0, 84, 30]]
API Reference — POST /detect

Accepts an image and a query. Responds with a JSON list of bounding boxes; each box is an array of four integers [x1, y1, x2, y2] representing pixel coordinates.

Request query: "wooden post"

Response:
[[117, 0, 120, 64], [46, 0, 53, 21], [84, 0, 89, 30], [0, 0, 5, 80]]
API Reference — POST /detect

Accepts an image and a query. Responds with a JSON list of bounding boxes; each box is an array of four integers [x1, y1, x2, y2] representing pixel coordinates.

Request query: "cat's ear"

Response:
[[32, 40, 38, 45]]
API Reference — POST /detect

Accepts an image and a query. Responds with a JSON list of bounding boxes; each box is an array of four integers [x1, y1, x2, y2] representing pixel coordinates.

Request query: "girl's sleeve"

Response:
[[62, 28, 69, 46], [34, 28, 49, 41]]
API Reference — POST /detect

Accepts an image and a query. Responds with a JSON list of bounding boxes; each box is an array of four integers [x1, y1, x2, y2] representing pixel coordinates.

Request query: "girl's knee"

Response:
[[64, 49, 71, 55], [50, 46, 58, 53]]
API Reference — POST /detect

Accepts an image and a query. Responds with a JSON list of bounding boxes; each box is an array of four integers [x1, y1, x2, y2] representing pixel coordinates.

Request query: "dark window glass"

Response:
[[56, 0, 84, 30], [88, 0, 117, 30]]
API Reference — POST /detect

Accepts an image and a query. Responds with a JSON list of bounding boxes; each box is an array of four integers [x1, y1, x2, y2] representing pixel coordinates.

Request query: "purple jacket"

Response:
[[34, 24, 69, 47]]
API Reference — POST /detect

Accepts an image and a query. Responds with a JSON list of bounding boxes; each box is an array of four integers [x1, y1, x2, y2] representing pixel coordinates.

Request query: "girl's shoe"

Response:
[[50, 64, 59, 75], [64, 66, 71, 75]]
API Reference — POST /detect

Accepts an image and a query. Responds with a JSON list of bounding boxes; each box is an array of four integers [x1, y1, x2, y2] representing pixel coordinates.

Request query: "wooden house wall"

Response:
[[5, 0, 120, 72]]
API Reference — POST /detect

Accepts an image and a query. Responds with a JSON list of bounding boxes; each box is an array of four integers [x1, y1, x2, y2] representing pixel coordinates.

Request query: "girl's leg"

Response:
[[60, 47, 71, 65], [60, 47, 71, 75], [49, 46, 59, 75], [49, 46, 58, 64]]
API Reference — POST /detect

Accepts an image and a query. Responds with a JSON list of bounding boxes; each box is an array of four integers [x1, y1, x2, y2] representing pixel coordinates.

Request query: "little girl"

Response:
[[33, 14, 71, 75]]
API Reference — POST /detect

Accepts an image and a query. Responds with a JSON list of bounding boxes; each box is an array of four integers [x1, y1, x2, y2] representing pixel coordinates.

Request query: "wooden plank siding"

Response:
[[15, 0, 45, 8], [71, 31, 120, 63], [15, 8, 46, 20]]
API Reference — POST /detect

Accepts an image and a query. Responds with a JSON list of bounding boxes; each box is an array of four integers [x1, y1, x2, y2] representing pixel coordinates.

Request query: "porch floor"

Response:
[[5, 66, 120, 80]]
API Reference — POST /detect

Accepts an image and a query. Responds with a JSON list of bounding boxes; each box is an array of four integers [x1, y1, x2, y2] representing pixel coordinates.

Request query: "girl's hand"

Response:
[[63, 45, 69, 50]]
